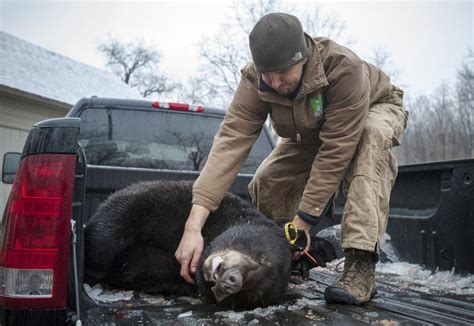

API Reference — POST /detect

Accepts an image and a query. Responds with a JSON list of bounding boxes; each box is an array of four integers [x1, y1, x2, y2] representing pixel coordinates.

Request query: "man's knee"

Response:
[[360, 120, 392, 150], [249, 161, 275, 191]]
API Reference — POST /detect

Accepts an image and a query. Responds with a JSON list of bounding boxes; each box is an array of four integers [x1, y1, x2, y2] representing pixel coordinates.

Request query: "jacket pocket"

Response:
[[270, 105, 294, 138]]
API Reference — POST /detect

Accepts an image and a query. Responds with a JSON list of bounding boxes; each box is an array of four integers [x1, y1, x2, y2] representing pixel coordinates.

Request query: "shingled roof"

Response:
[[0, 32, 143, 105]]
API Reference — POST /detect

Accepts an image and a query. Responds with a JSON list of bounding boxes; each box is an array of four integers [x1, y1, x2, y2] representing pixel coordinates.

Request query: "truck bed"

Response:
[[82, 266, 474, 325], [3, 100, 472, 325], [77, 160, 474, 325]]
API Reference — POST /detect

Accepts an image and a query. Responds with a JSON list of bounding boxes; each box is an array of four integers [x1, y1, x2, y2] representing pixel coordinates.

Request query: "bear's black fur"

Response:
[[84, 180, 292, 308]]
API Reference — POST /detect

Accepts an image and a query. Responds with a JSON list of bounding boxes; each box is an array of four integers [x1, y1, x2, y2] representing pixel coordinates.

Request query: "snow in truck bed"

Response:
[[82, 259, 474, 325]]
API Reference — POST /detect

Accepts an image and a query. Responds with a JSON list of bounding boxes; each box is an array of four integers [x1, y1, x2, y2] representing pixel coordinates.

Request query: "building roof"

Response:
[[0, 32, 143, 106]]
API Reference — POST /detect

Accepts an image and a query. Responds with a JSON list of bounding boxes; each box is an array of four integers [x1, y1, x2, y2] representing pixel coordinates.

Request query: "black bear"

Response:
[[84, 180, 292, 308]]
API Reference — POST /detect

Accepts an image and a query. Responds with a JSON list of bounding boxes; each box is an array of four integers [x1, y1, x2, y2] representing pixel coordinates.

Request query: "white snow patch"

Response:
[[288, 297, 319, 311], [139, 293, 171, 305], [314, 258, 474, 295], [214, 303, 290, 322], [376, 262, 474, 295], [177, 296, 204, 305], [177, 311, 193, 318], [380, 233, 400, 263], [84, 284, 187, 305], [84, 283, 134, 303], [250, 304, 288, 317], [214, 310, 246, 321]]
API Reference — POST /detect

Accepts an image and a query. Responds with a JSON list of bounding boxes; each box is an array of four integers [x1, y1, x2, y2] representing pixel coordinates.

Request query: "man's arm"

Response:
[[291, 62, 370, 259], [192, 72, 269, 211], [299, 61, 371, 218], [176, 69, 268, 282]]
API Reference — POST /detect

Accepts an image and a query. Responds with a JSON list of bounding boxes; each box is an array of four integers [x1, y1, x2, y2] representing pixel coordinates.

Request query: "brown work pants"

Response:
[[249, 92, 408, 253]]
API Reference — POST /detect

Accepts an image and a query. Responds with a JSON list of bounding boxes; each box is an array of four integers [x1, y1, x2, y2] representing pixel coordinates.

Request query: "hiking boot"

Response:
[[324, 249, 377, 305]]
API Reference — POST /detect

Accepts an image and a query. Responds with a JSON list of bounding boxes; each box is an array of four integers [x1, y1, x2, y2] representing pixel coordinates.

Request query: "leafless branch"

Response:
[[98, 37, 179, 98]]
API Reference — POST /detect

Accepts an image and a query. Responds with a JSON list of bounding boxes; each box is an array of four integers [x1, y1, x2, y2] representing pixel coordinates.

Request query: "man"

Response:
[[175, 12, 408, 305]]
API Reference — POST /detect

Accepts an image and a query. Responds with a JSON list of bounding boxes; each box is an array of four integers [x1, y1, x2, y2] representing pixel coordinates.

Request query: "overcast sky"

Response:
[[1, 0, 472, 97]]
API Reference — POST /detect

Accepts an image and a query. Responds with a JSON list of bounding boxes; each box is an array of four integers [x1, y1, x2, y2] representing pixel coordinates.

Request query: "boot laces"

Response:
[[338, 252, 374, 293]]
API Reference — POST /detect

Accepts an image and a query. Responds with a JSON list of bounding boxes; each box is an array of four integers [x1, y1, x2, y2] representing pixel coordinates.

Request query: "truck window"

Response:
[[78, 108, 272, 174]]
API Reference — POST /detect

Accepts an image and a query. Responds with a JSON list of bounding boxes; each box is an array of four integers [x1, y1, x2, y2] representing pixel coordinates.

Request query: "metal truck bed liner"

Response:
[[83, 268, 474, 325]]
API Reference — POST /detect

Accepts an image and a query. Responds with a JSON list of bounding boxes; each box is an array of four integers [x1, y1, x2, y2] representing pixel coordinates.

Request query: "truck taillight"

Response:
[[151, 101, 204, 112], [0, 154, 76, 309]]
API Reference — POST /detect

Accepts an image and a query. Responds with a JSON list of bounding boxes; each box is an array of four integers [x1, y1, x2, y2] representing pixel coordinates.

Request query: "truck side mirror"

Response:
[[2, 152, 21, 184]]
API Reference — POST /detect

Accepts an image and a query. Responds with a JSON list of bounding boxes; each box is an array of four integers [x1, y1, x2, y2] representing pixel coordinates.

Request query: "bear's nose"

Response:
[[211, 268, 243, 302]]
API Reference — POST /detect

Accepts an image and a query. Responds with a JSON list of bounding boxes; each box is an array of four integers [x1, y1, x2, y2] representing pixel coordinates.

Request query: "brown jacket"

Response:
[[192, 36, 397, 215]]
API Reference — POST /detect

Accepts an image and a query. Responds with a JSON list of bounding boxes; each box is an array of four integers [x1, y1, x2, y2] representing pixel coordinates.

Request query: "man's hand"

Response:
[[291, 215, 311, 260], [175, 228, 204, 283], [175, 204, 210, 283]]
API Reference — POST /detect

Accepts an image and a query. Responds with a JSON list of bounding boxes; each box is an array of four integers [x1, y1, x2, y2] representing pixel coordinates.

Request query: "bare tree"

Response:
[[299, 6, 349, 42], [234, 0, 293, 34], [396, 70, 472, 165], [98, 37, 179, 98], [455, 48, 474, 157], [175, 77, 218, 105], [370, 46, 401, 86], [394, 94, 430, 164], [167, 131, 211, 171], [186, 0, 349, 108], [431, 82, 456, 160], [196, 32, 249, 106]]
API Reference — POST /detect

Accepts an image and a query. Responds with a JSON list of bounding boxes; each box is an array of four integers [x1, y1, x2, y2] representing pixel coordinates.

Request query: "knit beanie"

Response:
[[249, 13, 309, 73]]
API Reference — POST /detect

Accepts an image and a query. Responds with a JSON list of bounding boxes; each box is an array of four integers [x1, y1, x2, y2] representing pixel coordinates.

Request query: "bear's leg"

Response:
[[105, 244, 197, 297]]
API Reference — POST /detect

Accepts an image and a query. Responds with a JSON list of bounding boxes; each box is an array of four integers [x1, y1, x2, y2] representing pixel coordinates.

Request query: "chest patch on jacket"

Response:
[[309, 94, 324, 118]]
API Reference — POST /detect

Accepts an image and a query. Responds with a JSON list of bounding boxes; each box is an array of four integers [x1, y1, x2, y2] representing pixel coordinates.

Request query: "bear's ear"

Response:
[[258, 252, 274, 266]]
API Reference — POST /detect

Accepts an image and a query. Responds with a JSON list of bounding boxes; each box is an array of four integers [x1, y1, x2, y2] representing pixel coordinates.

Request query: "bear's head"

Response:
[[197, 223, 292, 308]]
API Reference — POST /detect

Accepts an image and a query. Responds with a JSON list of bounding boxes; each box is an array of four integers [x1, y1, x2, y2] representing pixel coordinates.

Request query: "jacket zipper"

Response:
[[291, 107, 301, 143]]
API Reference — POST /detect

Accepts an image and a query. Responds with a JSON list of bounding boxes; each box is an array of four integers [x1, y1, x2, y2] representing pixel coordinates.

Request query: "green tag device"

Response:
[[310, 94, 323, 117]]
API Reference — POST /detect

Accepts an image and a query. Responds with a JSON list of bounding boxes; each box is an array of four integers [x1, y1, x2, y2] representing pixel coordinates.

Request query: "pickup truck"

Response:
[[1, 97, 473, 325]]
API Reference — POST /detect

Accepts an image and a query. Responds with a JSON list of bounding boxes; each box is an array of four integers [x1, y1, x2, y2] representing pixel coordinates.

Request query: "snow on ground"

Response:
[[85, 259, 474, 305], [83, 283, 205, 305], [314, 258, 474, 295], [84, 255, 473, 306], [213, 299, 316, 323], [376, 262, 474, 295], [84, 283, 134, 303], [316, 225, 474, 296]]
